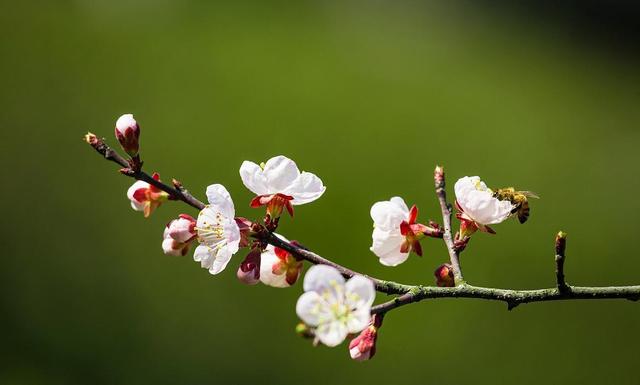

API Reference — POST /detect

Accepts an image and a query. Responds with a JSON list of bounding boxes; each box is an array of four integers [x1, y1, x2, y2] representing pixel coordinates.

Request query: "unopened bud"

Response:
[[434, 263, 455, 287], [349, 314, 383, 361], [434, 165, 444, 186], [167, 214, 197, 243], [555, 231, 567, 255], [84, 132, 99, 146], [237, 248, 261, 285], [115, 113, 140, 157]]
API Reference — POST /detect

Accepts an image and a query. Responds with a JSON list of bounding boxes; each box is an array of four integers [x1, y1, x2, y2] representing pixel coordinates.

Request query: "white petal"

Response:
[[193, 244, 212, 265], [259, 247, 289, 288], [239, 161, 269, 196], [370, 198, 408, 231], [207, 245, 234, 274], [162, 237, 182, 256], [284, 172, 326, 205], [130, 200, 145, 211], [262, 155, 300, 192], [296, 291, 326, 326], [315, 320, 348, 347], [345, 275, 376, 309], [127, 180, 148, 202], [205, 184, 235, 218], [377, 247, 410, 267], [303, 264, 345, 293], [346, 307, 371, 334], [115, 113, 136, 134]]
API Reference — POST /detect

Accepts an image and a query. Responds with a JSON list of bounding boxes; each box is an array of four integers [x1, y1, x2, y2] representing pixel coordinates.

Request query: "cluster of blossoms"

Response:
[[109, 114, 534, 360]]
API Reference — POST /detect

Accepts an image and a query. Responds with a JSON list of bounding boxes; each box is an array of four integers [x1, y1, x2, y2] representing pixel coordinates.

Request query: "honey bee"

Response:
[[492, 188, 540, 224]]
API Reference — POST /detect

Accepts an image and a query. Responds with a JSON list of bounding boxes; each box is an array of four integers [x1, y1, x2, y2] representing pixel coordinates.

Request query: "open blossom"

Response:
[[193, 184, 242, 275], [454, 176, 514, 235], [296, 265, 375, 347], [370, 197, 440, 266], [260, 238, 303, 288], [126, 173, 169, 218], [162, 214, 197, 256], [115, 113, 140, 157], [239, 155, 326, 218]]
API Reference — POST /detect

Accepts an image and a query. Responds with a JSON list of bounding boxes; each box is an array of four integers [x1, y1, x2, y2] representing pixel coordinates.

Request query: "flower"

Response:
[[349, 314, 383, 361], [193, 184, 242, 275], [115, 113, 140, 157], [454, 176, 514, 235], [370, 197, 439, 266], [296, 265, 375, 347], [126, 173, 169, 217], [239, 155, 326, 218], [260, 238, 303, 288], [161, 214, 197, 256]]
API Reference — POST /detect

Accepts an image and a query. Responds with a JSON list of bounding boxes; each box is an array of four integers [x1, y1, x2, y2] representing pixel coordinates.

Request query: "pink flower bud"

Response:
[[167, 214, 197, 243], [349, 314, 383, 361], [115, 113, 140, 157], [162, 227, 191, 256], [237, 248, 261, 285], [434, 263, 455, 287]]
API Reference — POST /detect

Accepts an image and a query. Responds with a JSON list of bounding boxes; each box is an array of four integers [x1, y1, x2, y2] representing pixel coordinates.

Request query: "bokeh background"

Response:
[[2, 1, 639, 384]]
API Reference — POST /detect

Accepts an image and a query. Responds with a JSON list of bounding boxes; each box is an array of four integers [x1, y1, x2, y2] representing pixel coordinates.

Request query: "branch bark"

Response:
[[434, 166, 464, 284], [85, 134, 640, 315]]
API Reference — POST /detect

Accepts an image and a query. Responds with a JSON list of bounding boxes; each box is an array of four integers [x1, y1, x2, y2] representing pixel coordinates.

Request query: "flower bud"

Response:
[[167, 214, 197, 243], [162, 227, 191, 256], [349, 314, 383, 361], [237, 247, 261, 285], [115, 113, 140, 157], [434, 263, 455, 287], [555, 231, 567, 256]]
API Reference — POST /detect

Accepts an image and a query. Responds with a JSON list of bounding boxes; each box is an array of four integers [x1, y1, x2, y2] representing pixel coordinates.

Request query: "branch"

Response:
[[84, 133, 205, 210], [371, 284, 640, 314], [555, 231, 569, 293], [434, 166, 464, 284], [85, 133, 640, 316]]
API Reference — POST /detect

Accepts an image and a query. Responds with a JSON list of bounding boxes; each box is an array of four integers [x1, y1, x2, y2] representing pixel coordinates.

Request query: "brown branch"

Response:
[[85, 132, 640, 316], [555, 231, 569, 293], [434, 166, 464, 284], [84, 133, 205, 210]]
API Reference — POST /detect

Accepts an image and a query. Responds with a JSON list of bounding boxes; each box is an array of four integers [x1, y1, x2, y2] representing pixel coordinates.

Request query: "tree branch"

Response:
[[85, 134, 640, 315], [434, 166, 464, 284]]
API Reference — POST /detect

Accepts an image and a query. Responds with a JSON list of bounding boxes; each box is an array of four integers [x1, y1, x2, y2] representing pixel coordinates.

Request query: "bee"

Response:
[[492, 188, 540, 224]]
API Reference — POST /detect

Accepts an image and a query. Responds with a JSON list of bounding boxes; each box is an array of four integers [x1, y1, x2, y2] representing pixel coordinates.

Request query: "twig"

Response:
[[85, 134, 640, 314], [555, 231, 569, 293], [434, 166, 464, 285], [84, 133, 205, 210]]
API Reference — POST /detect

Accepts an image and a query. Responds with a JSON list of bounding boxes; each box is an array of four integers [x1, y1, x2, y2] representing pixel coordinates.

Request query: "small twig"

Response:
[[84, 133, 205, 210], [555, 231, 569, 293], [85, 133, 640, 314], [434, 166, 464, 285]]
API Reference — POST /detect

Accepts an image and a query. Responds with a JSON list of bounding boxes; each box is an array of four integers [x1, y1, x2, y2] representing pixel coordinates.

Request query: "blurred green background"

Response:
[[2, 1, 639, 384]]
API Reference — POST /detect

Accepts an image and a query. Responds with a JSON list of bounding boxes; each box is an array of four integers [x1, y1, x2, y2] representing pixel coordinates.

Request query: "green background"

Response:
[[2, 1, 639, 384]]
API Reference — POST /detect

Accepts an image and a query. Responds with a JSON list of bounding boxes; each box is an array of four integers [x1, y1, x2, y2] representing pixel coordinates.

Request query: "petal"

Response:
[[239, 161, 269, 196], [370, 199, 409, 231], [259, 247, 289, 288], [284, 172, 326, 205], [346, 307, 371, 334], [389, 196, 409, 213], [127, 180, 149, 202], [205, 184, 235, 218], [315, 320, 349, 347], [303, 264, 345, 293], [296, 291, 327, 326], [345, 275, 376, 309], [208, 245, 234, 274], [130, 200, 145, 211], [262, 156, 300, 192]]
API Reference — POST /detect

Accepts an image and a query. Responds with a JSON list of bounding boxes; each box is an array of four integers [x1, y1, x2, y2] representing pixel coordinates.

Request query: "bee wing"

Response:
[[521, 191, 540, 199]]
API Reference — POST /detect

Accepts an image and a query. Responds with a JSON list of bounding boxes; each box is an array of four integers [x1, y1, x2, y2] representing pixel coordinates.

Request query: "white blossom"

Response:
[[194, 184, 241, 275], [454, 176, 513, 226], [296, 265, 375, 347]]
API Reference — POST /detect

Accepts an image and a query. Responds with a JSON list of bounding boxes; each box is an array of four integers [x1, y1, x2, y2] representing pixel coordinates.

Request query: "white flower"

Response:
[[296, 265, 375, 347], [239, 155, 325, 217], [125, 173, 168, 217], [259, 236, 303, 288], [194, 184, 241, 275], [162, 227, 191, 256], [454, 176, 513, 228], [369, 197, 438, 266]]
